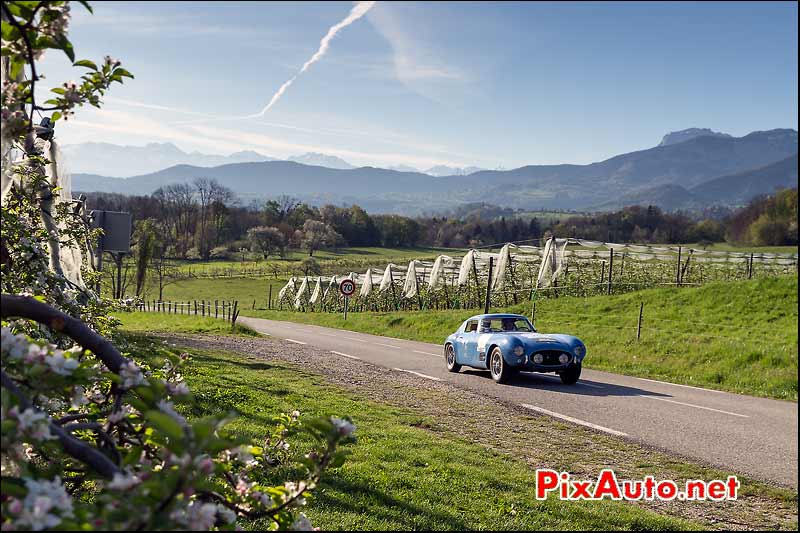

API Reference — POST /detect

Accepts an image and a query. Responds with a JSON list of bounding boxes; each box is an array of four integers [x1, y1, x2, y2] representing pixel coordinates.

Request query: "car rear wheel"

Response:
[[445, 344, 461, 372], [489, 347, 514, 384], [559, 363, 581, 385]]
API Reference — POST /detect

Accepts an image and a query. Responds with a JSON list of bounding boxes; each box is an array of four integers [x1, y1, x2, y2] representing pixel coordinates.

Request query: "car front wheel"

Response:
[[559, 363, 582, 385], [489, 347, 514, 384], [445, 344, 461, 373]]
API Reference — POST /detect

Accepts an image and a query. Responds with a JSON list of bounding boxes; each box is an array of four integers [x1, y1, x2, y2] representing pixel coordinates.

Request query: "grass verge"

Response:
[[119, 313, 259, 336]]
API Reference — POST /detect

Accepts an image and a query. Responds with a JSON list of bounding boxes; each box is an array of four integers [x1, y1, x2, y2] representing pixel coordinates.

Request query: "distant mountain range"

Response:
[[72, 128, 798, 215], [62, 142, 275, 177], [62, 142, 485, 177]]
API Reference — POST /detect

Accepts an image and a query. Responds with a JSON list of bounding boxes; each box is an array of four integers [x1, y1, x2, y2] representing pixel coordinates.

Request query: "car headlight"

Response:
[[574, 344, 586, 358], [533, 353, 544, 364], [559, 353, 570, 364], [513, 345, 525, 356]]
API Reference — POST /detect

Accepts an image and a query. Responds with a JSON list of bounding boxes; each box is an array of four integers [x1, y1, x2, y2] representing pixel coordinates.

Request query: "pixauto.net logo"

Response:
[[535, 469, 739, 501]]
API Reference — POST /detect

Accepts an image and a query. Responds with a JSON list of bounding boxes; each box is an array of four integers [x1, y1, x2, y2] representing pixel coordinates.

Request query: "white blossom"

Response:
[[331, 417, 356, 438], [170, 501, 218, 530], [119, 361, 146, 389], [15, 477, 73, 530], [70, 386, 89, 409], [1, 328, 29, 360], [157, 399, 188, 427], [166, 380, 190, 397], [290, 513, 317, 531], [108, 404, 134, 424], [14, 408, 53, 441], [45, 351, 79, 375], [228, 445, 258, 466], [107, 471, 141, 491], [217, 505, 237, 524]]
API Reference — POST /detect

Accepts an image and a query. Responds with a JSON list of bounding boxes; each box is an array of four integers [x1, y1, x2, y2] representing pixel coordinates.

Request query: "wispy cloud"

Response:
[[250, 1, 376, 117], [60, 106, 478, 169], [367, 3, 468, 89], [100, 95, 475, 161]]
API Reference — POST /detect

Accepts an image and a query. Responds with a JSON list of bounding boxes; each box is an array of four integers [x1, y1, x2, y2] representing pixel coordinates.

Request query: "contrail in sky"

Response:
[[246, 1, 376, 118]]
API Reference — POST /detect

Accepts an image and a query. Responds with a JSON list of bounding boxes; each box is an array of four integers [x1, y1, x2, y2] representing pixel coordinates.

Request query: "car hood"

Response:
[[513, 332, 580, 351]]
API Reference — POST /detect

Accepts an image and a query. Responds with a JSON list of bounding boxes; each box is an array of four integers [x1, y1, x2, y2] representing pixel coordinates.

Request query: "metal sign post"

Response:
[[339, 279, 356, 320]]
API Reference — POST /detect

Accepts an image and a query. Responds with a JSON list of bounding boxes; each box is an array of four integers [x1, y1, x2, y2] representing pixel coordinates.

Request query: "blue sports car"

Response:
[[444, 313, 587, 384]]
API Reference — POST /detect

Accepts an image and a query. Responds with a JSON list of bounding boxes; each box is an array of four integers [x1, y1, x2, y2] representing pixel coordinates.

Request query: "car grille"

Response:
[[534, 350, 570, 366]]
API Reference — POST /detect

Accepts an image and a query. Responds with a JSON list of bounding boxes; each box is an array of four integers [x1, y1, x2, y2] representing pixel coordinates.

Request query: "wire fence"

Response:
[[135, 299, 241, 326]]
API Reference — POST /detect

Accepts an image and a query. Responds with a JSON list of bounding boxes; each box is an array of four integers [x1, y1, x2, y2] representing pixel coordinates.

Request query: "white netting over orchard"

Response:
[[277, 238, 799, 311]]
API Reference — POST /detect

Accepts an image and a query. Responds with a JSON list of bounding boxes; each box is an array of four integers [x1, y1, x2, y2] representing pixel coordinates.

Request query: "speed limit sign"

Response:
[[339, 279, 356, 297]]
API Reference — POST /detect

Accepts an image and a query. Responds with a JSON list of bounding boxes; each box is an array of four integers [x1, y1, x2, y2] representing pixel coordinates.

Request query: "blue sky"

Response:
[[39, 1, 798, 169]]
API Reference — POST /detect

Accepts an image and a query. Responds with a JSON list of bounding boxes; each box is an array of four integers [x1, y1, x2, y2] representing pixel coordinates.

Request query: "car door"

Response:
[[460, 320, 480, 367]]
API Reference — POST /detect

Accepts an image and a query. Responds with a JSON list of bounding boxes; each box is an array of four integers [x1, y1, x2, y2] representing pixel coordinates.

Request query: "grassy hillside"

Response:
[[226, 276, 798, 400]]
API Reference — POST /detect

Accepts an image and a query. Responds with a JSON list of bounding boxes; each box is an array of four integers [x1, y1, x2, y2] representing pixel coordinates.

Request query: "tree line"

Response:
[[84, 182, 798, 265]]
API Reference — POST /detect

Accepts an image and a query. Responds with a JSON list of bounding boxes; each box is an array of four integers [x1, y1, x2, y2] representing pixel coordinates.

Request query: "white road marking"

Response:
[[331, 350, 360, 360], [637, 395, 748, 418], [521, 404, 628, 437], [342, 336, 369, 343], [393, 368, 443, 381], [285, 338, 307, 345], [413, 350, 441, 357], [634, 377, 728, 394], [374, 342, 403, 350]]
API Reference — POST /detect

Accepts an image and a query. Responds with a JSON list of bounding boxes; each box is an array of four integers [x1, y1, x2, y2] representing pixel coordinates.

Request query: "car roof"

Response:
[[464, 313, 528, 322]]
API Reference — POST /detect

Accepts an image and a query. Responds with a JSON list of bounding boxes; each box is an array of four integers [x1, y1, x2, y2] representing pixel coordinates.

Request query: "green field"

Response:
[[173, 246, 460, 275], [156, 276, 795, 400], [135, 246, 461, 305], [115, 329, 797, 530]]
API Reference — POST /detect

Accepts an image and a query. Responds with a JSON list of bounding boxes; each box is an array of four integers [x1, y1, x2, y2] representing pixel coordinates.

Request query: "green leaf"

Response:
[[144, 410, 184, 441], [54, 34, 75, 62], [73, 59, 98, 70], [50, 87, 66, 95], [51, 111, 62, 121], [1, 21, 21, 41], [8, 59, 23, 80], [329, 449, 350, 468], [78, 1, 94, 14], [115, 68, 134, 79]]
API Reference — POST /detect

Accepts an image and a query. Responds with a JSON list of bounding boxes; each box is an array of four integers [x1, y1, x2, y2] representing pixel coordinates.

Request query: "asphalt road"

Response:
[[239, 316, 798, 488]]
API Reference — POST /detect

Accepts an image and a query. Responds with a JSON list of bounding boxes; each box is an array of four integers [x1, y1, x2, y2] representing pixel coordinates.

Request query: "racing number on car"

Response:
[[339, 279, 356, 297]]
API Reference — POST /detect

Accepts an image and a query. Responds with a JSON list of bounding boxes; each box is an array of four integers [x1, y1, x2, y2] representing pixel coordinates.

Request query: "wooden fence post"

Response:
[[607, 249, 614, 295], [636, 302, 644, 341], [676, 246, 682, 286], [231, 301, 239, 328]]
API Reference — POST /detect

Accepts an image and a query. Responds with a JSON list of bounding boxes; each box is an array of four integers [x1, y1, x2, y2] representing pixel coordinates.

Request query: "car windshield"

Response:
[[479, 317, 535, 333]]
